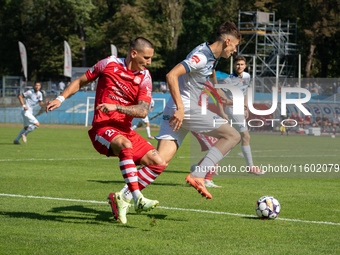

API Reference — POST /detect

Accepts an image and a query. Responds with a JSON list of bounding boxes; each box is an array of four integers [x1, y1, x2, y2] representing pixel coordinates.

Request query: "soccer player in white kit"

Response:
[[191, 57, 264, 189], [156, 21, 242, 199], [131, 98, 155, 139], [13, 82, 46, 144], [221, 56, 263, 174]]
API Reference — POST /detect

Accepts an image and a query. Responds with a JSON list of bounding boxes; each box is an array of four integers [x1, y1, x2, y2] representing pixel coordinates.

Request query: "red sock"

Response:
[[138, 165, 165, 190], [204, 165, 217, 181], [118, 148, 139, 193]]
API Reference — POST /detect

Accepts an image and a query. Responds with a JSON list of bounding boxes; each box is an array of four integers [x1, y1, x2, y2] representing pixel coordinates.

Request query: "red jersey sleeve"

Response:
[[86, 57, 110, 81], [137, 70, 152, 103]]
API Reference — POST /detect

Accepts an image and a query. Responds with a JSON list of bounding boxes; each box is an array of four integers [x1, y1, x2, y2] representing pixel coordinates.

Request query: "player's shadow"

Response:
[[145, 214, 188, 222], [1, 205, 137, 228], [87, 180, 183, 187]]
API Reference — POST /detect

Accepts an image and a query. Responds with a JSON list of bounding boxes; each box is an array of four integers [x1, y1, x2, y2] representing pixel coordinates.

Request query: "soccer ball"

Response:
[[255, 196, 280, 220]]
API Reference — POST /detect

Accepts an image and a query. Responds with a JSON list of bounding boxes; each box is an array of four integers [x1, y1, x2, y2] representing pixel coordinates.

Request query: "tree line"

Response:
[[1, 0, 339, 82]]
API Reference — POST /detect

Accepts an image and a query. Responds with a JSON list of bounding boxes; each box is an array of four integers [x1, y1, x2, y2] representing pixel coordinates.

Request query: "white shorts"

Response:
[[141, 116, 149, 123], [22, 109, 38, 127], [225, 106, 248, 133], [155, 105, 224, 147]]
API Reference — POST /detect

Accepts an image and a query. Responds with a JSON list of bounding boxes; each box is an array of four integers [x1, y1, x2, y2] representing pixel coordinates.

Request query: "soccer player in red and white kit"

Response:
[[46, 37, 166, 224]]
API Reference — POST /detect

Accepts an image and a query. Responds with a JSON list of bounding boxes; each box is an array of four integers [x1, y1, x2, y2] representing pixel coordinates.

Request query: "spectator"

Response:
[[304, 114, 312, 128], [13, 81, 19, 96], [313, 82, 319, 95], [290, 111, 297, 121], [333, 83, 337, 94], [312, 113, 322, 127], [287, 84, 291, 95], [331, 113, 339, 132], [160, 82, 167, 93], [321, 114, 331, 132], [278, 82, 282, 93], [305, 83, 310, 91], [58, 80, 65, 91], [90, 81, 96, 91], [295, 112, 304, 128], [51, 83, 57, 94], [294, 82, 299, 88]]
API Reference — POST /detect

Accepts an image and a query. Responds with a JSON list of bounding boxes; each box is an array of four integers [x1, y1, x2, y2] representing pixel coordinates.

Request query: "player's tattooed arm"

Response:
[[116, 100, 150, 118], [96, 100, 150, 118]]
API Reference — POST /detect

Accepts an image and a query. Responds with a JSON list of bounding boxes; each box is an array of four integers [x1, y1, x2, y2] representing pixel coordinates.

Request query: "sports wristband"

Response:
[[56, 96, 65, 103], [23, 105, 26, 107]]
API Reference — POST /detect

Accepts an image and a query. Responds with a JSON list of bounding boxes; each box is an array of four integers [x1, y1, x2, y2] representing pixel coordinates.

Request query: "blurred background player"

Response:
[[131, 98, 155, 139], [156, 21, 242, 199], [46, 37, 166, 224], [13, 81, 47, 144], [217, 56, 264, 175]]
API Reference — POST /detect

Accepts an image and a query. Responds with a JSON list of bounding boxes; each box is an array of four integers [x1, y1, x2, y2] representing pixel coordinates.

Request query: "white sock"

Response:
[[242, 145, 254, 167], [24, 124, 38, 136], [193, 147, 224, 178], [123, 190, 133, 201], [120, 184, 133, 200], [146, 126, 151, 137], [15, 128, 26, 141], [131, 125, 137, 130], [132, 190, 142, 203]]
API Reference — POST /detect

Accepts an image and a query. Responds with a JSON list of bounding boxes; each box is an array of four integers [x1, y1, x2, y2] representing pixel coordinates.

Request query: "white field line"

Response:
[[0, 157, 118, 162], [0, 193, 339, 226]]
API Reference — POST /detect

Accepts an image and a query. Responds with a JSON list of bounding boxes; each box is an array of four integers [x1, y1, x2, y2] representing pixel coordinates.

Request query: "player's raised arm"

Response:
[[166, 63, 186, 131], [46, 74, 90, 112]]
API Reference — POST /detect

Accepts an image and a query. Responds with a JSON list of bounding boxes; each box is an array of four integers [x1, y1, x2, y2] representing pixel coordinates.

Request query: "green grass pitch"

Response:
[[0, 125, 339, 254]]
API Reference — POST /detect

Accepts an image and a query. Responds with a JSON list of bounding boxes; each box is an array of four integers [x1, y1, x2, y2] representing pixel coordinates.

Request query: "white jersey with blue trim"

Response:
[[221, 71, 250, 101], [23, 89, 43, 112], [166, 42, 219, 110]]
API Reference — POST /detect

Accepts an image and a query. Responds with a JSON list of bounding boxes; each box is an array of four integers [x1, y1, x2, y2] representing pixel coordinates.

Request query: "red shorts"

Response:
[[88, 126, 155, 165], [191, 131, 219, 152]]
